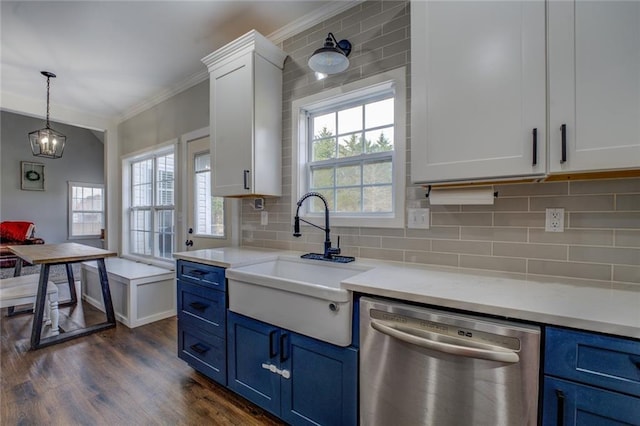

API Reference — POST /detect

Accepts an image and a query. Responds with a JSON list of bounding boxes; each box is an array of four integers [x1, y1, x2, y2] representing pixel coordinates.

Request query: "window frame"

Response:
[[193, 150, 226, 238], [291, 67, 406, 228], [68, 181, 104, 239], [122, 141, 176, 266]]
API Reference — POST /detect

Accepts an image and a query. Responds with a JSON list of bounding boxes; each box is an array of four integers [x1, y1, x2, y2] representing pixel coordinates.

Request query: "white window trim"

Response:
[[178, 127, 240, 248], [291, 67, 406, 228], [68, 181, 104, 239], [121, 139, 177, 268]]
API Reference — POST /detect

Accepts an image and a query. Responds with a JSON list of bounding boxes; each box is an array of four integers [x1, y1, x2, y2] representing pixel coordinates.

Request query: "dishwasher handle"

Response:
[[370, 319, 520, 364]]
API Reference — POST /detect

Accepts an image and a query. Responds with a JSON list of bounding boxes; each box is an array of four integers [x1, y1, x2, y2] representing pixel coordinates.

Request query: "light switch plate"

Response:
[[260, 211, 268, 226], [408, 208, 430, 229]]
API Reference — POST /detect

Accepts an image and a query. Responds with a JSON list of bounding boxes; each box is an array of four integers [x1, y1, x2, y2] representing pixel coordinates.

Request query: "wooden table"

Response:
[[9, 243, 117, 350]]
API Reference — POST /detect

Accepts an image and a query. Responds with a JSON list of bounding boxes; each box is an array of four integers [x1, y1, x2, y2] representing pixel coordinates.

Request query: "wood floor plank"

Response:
[[1, 295, 285, 426]]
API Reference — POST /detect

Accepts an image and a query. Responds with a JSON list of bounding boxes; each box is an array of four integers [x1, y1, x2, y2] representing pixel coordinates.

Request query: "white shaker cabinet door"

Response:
[[211, 54, 254, 196], [548, 0, 640, 173], [411, 0, 546, 184]]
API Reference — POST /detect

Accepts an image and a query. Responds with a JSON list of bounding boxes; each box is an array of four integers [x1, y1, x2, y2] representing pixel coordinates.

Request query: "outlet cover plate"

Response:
[[545, 208, 564, 232]]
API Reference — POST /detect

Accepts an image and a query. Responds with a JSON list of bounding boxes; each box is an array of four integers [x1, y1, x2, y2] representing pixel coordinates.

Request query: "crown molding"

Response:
[[267, 1, 363, 45], [117, 69, 209, 123], [117, 1, 362, 124]]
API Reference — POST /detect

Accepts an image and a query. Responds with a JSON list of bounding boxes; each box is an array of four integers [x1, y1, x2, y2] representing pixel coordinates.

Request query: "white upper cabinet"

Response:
[[548, 1, 640, 173], [202, 30, 287, 197], [411, 1, 547, 184]]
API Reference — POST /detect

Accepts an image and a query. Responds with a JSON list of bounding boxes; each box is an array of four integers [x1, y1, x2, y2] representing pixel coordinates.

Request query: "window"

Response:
[[126, 148, 175, 260], [194, 152, 224, 236], [68, 182, 104, 238], [292, 67, 406, 228]]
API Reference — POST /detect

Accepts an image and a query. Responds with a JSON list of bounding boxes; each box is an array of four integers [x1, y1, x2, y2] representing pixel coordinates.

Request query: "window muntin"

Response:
[[129, 151, 175, 260], [307, 96, 395, 215], [69, 182, 104, 238], [194, 152, 225, 237]]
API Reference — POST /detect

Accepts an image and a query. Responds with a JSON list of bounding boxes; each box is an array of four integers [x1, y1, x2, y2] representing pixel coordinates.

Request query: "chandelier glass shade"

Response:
[[29, 71, 66, 159]]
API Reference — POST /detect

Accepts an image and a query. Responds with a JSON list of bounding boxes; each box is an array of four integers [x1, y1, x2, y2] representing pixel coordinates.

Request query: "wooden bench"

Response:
[[0, 275, 59, 336]]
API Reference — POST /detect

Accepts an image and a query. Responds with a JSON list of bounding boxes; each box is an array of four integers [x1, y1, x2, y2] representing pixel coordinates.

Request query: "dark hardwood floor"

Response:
[[1, 281, 285, 425]]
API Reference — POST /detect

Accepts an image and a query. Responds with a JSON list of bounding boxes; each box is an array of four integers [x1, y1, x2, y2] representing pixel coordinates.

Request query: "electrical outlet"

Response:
[[408, 208, 430, 229], [545, 208, 564, 232], [260, 211, 268, 226]]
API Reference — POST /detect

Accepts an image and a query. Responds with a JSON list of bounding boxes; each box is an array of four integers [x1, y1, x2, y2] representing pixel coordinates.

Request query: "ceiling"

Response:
[[1, 1, 351, 126]]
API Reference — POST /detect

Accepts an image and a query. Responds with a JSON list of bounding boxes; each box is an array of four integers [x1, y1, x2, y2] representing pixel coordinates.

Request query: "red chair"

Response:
[[0, 221, 45, 268]]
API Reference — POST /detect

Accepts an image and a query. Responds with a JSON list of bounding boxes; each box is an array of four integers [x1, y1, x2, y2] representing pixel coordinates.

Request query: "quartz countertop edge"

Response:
[[174, 247, 640, 340]]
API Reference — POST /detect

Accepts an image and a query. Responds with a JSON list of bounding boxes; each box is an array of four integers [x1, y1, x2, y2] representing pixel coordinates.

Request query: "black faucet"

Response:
[[293, 192, 341, 259]]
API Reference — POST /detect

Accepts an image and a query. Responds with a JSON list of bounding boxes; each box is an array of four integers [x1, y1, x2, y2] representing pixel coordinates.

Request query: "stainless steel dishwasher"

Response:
[[360, 297, 541, 426]]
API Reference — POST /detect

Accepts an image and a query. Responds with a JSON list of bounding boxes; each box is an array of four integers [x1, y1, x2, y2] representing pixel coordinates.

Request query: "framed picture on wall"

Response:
[[21, 161, 45, 191]]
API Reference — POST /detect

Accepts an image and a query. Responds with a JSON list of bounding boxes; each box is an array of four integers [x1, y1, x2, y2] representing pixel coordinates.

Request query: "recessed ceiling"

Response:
[[1, 1, 348, 124]]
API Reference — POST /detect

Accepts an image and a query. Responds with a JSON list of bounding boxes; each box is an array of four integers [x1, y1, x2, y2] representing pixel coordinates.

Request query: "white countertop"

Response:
[[174, 247, 640, 340], [173, 247, 283, 268]]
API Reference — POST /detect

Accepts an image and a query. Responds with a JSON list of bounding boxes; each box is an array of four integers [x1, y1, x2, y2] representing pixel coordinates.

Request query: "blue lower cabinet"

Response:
[[227, 312, 281, 415], [176, 262, 227, 386], [178, 323, 226, 384], [543, 327, 640, 426], [543, 377, 640, 425], [281, 333, 357, 426], [227, 311, 358, 426]]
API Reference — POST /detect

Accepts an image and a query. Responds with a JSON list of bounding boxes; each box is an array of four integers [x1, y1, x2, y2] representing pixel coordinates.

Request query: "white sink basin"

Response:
[[226, 256, 370, 346]]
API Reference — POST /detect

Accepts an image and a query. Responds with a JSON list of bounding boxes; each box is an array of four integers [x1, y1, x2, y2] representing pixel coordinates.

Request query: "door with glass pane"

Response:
[[186, 136, 232, 250]]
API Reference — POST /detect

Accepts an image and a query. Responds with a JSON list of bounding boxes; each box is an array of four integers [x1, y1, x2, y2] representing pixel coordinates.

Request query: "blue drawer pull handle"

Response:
[[190, 343, 209, 355], [189, 302, 208, 312]]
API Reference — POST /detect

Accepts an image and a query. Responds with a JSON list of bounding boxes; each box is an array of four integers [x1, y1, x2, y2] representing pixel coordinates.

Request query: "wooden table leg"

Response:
[[30, 258, 116, 350], [57, 263, 78, 307], [30, 264, 50, 350], [97, 259, 116, 324]]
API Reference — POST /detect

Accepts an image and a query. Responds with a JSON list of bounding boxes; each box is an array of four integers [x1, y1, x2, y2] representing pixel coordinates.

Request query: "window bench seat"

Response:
[[81, 258, 175, 328]]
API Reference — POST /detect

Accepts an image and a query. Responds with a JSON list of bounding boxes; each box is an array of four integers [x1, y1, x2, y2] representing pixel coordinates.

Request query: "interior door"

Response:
[[185, 136, 233, 250]]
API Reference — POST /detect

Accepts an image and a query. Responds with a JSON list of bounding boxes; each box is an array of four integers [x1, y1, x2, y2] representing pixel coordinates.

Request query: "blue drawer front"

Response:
[[177, 260, 225, 291], [178, 325, 226, 385], [545, 327, 640, 397], [178, 280, 225, 337], [543, 377, 640, 426]]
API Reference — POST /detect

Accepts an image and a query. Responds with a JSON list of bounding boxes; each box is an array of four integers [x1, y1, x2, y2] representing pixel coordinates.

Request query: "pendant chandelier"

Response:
[[28, 71, 66, 159]]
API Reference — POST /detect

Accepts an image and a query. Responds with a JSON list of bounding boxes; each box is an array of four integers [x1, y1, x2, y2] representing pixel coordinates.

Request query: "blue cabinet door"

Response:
[[281, 332, 358, 426], [543, 377, 640, 425], [227, 311, 281, 416]]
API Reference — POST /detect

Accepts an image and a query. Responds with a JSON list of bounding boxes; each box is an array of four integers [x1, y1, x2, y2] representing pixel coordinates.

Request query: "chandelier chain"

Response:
[[45, 75, 51, 128]]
